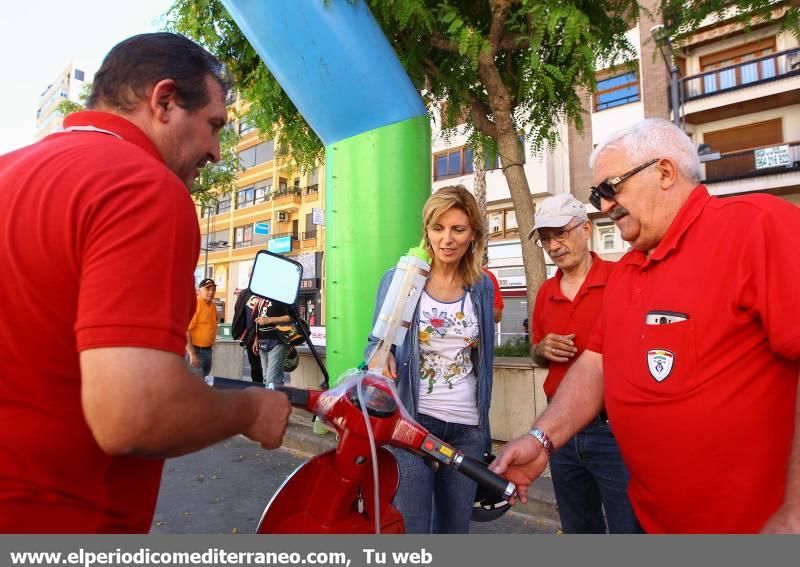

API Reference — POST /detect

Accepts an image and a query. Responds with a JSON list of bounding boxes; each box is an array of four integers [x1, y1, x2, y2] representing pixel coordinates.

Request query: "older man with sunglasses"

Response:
[[529, 194, 638, 533], [493, 118, 800, 533]]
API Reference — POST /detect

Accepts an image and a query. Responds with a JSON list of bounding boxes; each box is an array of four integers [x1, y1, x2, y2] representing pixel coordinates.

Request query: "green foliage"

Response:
[[494, 337, 531, 358], [56, 83, 92, 118], [661, 0, 800, 41]]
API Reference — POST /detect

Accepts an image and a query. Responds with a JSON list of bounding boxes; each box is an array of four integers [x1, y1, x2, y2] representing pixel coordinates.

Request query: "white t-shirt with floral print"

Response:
[[416, 289, 480, 425]]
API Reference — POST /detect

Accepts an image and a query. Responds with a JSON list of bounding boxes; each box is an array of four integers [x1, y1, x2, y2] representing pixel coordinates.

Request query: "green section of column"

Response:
[[324, 114, 431, 383]]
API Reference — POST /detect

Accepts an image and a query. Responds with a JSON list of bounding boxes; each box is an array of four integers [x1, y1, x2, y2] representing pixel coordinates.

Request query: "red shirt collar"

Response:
[[61, 110, 165, 164], [550, 252, 612, 302], [621, 185, 711, 268]]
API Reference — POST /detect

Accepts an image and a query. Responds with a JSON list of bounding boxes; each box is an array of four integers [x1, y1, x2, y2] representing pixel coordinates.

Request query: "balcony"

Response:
[[682, 48, 800, 124], [273, 187, 302, 210], [300, 230, 319, 249], [303, 184, 320, 202], [703, 142, 800, 196]]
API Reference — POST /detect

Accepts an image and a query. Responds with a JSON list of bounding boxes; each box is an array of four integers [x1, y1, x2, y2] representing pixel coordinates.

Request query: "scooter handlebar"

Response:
[[452, 454, 516, 502], [273, 385, 311, 409]]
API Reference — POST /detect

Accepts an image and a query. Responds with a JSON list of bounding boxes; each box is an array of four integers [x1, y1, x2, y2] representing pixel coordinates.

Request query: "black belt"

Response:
[[193, 345, 212, 351], [592, 409, 609, 424]]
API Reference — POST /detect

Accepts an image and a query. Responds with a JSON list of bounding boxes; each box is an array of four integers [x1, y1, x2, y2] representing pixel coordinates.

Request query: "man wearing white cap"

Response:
[[527, 194, 637, 533]]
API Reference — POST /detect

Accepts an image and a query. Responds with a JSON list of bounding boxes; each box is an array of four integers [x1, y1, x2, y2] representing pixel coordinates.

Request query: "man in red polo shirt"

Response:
[[492, 118, 800, 533], [0, 33, 290, 533], [529, 194, 636, 533]]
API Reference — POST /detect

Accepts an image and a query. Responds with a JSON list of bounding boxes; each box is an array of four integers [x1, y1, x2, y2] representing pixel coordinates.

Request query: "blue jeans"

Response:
[[259, 340, 286, 387], [390, 413, 483, 534], [549, 419, 641, 533], [186, 347, 213, 377]]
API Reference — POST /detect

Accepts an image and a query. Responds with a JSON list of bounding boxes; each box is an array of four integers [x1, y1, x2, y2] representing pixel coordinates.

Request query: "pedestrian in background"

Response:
[[232, 281, 265, 384], [254, 297, 291, 387], [186, 278, 218, 380]]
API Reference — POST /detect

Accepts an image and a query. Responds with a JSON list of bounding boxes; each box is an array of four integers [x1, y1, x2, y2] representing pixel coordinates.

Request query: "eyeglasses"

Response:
[[589, 158, 660, 210], [535, 222, 584, 248]]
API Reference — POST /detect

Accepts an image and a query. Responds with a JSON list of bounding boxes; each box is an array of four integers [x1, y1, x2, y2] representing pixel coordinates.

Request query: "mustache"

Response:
[[609, 205, 629, 220]]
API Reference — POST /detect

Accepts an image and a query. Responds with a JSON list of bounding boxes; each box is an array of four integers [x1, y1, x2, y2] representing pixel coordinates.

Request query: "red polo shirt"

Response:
[[483, 269, 505, 311], [0, 111, 199, 532], [533, 253, 614, 399], [588, 186, 800, 533]]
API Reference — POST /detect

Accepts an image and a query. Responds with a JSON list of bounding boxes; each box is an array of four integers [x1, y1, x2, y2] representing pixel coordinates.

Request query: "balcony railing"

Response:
[[682, 48, 800, 101], [301, 231, 318, 241], [304, 184, 320, 195], [273, 187, 303, 199], [703, 142, 800, 183]]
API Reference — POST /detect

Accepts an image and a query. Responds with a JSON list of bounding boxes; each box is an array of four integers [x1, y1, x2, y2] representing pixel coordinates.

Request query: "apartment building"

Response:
[[35, 62, 93, 141], [195, 103, 325, 332], [570, 0, 800, 259]]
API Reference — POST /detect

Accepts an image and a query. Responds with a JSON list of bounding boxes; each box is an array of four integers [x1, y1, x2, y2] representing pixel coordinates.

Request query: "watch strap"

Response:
[[528, 427, 554, 457]]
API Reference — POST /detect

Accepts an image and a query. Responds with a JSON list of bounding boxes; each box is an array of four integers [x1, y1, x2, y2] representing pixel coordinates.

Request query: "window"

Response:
[[505, 210, 518, 231], [699, 39, 776, 94], [594, 221, 625, 252], [234, 225, 253, 249], [594, 70, 640, 111], [238, 115, 255, 135], [236, 185, 255, 209], [74, 69, 85, 81], [433, 147, 473, 180], [204, 230, 229, 251], [215, 196, 231, 214], [255, 180, 272, 202], [488, 212, 503, 235], [237, 140, 274, 170]]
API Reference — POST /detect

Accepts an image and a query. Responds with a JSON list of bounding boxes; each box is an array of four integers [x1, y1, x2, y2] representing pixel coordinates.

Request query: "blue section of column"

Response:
[[221, 0, 427, 145]]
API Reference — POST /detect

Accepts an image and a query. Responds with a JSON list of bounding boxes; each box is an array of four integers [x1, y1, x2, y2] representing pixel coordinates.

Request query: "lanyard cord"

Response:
[[61, 125, 124, 140]]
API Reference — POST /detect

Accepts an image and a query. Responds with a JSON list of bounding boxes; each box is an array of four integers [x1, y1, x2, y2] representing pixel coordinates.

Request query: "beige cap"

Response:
[[527, 194, 588, 239]]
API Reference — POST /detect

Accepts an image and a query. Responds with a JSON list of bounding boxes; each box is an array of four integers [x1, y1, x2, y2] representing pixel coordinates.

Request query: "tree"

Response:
[[661, 0, 799, 40], [167, 0, 639, 313], [166, 0, 799, 312], [55, 82, 240, 206]]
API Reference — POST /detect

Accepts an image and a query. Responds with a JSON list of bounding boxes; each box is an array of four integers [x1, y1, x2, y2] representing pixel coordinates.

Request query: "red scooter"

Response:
[[216, 250, 515, 534]]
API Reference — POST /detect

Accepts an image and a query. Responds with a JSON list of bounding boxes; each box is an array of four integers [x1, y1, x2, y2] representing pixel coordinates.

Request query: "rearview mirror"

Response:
[[248, 250, 303, 306]]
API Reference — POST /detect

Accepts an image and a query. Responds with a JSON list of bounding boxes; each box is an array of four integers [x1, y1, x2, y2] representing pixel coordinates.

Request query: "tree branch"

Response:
[[487, 0, 514, 57], [499, 33, 530, 51], [430, 32, 459, 53], [467, 93, 498, 139]]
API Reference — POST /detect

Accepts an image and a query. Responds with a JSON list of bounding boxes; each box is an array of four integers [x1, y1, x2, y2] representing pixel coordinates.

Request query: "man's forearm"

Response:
[[533, 350, 604, 448], [185, 331, 196, 355]]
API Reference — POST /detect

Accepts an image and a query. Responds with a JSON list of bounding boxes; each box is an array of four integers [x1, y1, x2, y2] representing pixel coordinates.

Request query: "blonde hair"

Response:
[[422, 185, 486, 287]]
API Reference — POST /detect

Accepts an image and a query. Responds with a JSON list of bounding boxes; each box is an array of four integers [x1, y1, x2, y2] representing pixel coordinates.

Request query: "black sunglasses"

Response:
[[589, 158, 660, 210]]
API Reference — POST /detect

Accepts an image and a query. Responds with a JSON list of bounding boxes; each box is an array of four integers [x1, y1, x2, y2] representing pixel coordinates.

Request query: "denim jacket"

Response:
[[365, 269, 495, 451]]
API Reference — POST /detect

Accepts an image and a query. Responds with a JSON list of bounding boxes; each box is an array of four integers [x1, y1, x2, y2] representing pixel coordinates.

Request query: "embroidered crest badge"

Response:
[[647, 349, 675, 382]]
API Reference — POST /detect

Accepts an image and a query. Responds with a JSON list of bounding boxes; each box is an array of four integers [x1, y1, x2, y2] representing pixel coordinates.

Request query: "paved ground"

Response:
[[152, 435, 559, 535]]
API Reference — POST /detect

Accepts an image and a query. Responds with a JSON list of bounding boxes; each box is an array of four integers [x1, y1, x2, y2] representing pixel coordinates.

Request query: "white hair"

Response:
[[589, 118, 702, 183]]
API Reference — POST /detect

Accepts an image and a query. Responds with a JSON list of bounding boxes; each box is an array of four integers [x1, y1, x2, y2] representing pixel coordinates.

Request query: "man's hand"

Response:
[[255, 316, 271, 325], [534, 333, 577, 363], [489, 435, 549, 504], [242, 388, 292, 450], [187, 351, 200, 368], [761, 505, 800, 533]]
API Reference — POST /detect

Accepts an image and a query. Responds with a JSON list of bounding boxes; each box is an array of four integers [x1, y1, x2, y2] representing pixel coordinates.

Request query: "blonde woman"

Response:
[[366, 185, 495, 533]]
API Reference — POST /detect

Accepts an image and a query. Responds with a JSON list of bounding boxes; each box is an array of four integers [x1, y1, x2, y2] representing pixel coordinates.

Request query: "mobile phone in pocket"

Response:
[[645, 310, 689, 325]]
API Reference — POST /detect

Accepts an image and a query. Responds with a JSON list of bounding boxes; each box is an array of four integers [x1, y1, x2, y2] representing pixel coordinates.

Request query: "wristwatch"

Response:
[[528, 427, 554, 457]]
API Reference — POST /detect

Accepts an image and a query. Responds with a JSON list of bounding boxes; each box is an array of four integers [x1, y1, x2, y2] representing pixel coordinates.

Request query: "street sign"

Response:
[[268, 236, 292, 254], [755, 145, 790, 169]]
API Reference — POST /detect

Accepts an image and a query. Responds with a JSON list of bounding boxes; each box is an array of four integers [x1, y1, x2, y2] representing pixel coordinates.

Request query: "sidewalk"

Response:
[[280, 408, 561, 527]]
